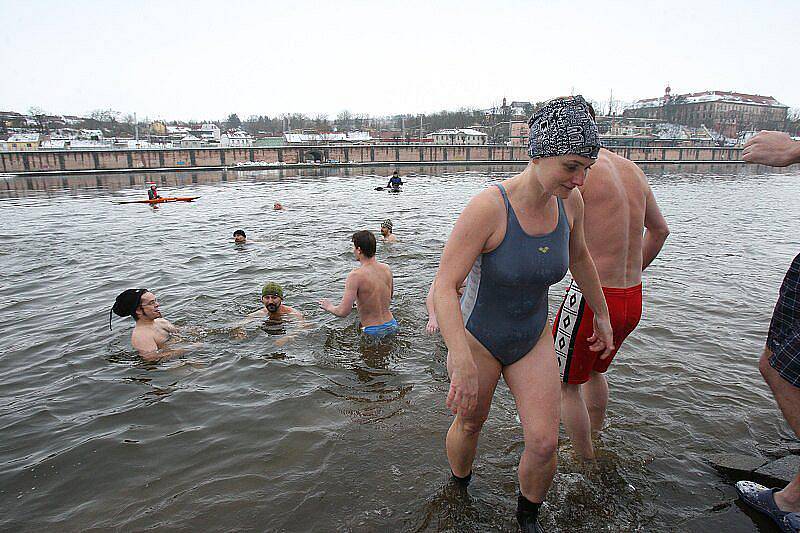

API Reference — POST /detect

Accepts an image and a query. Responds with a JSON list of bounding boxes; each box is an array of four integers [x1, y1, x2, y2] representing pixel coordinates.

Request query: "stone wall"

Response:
[[0, 144, 743, 174]]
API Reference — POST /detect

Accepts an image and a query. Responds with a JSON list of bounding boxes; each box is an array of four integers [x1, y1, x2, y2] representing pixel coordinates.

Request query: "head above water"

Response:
[[381, 219, 393, 235], [528, 95, 600, 161], [111, 288, 160, 325], [233, 229, 246, 243], [261, 282, 284, 312], [352, 230, 376, 258]]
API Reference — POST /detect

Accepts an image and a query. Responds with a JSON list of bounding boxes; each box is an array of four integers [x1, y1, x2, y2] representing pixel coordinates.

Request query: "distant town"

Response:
[[1, 87, 798, 153]]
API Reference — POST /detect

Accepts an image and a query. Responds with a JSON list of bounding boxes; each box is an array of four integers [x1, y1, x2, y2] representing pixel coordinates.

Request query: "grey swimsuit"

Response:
[[460, 184, 570, 365]]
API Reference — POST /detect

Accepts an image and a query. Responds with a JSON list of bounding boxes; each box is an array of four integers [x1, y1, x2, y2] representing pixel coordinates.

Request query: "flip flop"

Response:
[[785, 513, 800, 533], [735, 480, 791, 532]]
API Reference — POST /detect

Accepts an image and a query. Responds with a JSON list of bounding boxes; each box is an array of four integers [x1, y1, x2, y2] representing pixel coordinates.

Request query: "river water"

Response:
[[0, 163, 798, 532]]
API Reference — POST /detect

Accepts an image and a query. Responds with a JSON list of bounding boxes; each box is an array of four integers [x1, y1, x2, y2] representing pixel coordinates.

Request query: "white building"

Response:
[[197, 123, 221, 142], [220, 130, 254, 147], [283, 131, 372, 144], [179, 134, 202, 148], [430, 129, 488, 145]]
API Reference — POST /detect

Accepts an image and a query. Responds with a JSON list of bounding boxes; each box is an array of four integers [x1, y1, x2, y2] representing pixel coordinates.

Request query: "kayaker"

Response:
[[386, 170, 403, 191], [148, 184, 160, 200]]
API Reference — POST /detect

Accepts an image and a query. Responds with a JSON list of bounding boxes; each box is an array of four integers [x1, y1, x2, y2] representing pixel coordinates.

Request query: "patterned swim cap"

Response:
[[381, 219, 393, 231], [528, 95, 601, 160]]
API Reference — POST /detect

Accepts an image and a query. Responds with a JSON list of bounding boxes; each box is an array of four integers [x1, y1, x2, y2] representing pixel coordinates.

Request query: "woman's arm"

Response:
[[435, 190, 500, 416]]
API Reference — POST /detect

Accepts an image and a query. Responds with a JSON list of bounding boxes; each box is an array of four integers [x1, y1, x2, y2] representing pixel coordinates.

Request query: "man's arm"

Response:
[[642, 182, 670, 271], [319, 272, 358, 317], [743, 131, 800, 167]]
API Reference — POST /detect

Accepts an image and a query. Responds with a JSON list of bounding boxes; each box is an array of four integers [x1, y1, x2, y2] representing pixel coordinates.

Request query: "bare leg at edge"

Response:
[[445, 332, 502, 478]]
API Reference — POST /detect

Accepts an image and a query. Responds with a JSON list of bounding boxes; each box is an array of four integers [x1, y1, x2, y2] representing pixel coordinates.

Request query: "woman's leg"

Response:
[[503, 328, 561, 502], [446, 331, 502, 478]]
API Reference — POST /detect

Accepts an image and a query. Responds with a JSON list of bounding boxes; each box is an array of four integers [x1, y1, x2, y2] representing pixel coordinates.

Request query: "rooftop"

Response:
[[629, 90, 787, 110]]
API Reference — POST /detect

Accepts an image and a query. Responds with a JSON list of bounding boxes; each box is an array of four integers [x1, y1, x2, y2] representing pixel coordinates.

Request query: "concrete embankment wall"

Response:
[[0, 144, 743, 175]]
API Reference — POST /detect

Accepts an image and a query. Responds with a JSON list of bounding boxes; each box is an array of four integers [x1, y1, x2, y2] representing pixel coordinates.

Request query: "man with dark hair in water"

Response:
[[111, 289, 181, 361], [319, 230, 398, 338], [233, 229, 247, 243]]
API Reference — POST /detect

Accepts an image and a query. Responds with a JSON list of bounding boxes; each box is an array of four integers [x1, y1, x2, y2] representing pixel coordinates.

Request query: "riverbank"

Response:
[[0, 144, 743, 176]]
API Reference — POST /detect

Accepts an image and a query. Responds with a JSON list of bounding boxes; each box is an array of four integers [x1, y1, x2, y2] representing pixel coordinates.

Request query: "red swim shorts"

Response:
[[553, 279, 642, 384]]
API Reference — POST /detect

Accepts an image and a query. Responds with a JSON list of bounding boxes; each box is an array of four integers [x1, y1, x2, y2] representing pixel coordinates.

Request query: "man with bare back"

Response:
[[554, 148, 670, 459]]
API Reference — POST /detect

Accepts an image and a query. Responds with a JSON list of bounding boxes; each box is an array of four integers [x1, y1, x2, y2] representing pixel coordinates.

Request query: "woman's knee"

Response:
[[524, 432, 558, 461], [458, 414, 488, 436]]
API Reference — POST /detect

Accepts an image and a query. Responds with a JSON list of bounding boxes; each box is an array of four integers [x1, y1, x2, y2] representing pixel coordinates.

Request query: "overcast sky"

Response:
[[1, 0, 798, 121]]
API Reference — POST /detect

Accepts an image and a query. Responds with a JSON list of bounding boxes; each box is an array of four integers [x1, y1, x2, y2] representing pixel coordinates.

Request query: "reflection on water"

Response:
[[0, 164, 799, 531]]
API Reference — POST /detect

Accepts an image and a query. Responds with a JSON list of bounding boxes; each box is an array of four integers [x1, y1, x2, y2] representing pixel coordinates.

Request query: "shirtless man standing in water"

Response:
[[319, 230, 398, 339], [111, 288, 182, 361], [554, 148, 670, 459]]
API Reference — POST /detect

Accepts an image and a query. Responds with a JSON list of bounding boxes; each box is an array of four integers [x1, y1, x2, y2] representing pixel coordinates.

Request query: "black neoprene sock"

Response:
[[516, 493, 541, 519], [450, 470, 472, 486]]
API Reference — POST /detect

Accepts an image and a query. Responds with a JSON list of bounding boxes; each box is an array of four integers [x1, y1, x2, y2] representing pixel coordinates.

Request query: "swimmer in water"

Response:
[[274, 202, 285, 211], [319, 230, 398, 339], [247, 282, 304, 321], [380, 219, 397, 243], [241, 282, 306, 345], [111, 288, 183, 361], [232, 229, 260, 244]]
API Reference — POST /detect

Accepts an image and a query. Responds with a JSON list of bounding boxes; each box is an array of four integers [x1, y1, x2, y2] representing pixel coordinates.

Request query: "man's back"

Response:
[[353, 261, 394, 327], [581, 149, 652, 288]]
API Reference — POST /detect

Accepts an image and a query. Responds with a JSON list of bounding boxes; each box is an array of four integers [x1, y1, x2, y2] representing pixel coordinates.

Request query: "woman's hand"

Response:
[[446, 355, 479, 416], [588, 314, 615, 359], [426, 315, 440, 334]]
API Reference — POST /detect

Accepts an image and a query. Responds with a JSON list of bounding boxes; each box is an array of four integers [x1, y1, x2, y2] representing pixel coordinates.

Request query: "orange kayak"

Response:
[[117, 196, 200, 204]]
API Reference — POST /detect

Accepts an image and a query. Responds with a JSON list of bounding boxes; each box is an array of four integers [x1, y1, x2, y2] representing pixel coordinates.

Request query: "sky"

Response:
[[1, 0, 799, 121]]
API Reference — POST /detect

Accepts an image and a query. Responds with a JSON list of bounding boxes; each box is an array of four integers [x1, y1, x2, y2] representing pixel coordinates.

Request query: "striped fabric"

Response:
[[768, 253, 800, 387]]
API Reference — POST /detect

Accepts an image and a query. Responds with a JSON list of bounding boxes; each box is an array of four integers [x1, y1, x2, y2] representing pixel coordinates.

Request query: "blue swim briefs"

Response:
[[363, 318, 399, 339]]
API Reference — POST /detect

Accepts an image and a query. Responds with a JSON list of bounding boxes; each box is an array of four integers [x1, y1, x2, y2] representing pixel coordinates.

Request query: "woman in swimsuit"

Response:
[[433, 96, 614, 532]]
